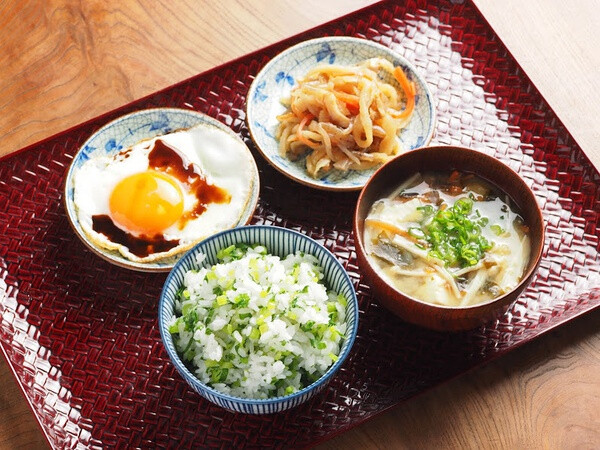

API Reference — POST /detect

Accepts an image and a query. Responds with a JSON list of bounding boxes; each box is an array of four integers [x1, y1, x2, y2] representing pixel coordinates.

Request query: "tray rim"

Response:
[[0, 342, 55, 448], [1, 0, 599, 447]]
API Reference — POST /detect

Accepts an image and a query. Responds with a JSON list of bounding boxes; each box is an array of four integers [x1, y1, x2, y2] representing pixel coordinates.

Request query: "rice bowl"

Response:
[[159, 225, 358, 414], [169, 244, 347, 399]]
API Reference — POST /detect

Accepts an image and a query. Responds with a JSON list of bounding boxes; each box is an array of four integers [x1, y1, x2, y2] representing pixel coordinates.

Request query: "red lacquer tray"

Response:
[[1, 0, 600, 448]]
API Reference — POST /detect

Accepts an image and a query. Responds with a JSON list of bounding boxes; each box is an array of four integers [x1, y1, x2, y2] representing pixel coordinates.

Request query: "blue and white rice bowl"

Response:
[[246, 36, 435, 191], [64, 107, 260, 272], [158, 225, 359, 414]]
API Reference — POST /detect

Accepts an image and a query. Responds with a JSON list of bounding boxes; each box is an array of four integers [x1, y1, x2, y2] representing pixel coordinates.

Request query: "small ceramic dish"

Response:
[[246, 36, 435, 191], [158, 225, 359, 413], [64, 108, 260, 272], [353, 146, 545, 331]]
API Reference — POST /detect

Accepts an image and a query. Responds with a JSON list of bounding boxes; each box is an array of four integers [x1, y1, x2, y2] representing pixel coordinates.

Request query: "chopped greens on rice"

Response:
[[168, 243, 347, 399]]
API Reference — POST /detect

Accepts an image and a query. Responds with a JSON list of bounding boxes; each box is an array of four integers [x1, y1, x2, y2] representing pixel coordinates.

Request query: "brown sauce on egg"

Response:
[[91, 138, 233, 257], [91, 215, 180, 257], [148, 139, 231, 224]]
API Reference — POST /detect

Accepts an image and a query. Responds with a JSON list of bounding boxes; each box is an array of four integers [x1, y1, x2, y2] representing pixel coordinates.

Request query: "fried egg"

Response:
[[72, 124, 257, 263]]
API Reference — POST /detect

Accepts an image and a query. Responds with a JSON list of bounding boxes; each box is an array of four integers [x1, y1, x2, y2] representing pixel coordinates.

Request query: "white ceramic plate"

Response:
[[246, 36, 435, 191], [64, 108, 260, 272]]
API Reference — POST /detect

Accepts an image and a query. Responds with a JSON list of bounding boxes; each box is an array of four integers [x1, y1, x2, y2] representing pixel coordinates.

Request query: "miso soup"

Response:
[[364, 171, 531, 306]]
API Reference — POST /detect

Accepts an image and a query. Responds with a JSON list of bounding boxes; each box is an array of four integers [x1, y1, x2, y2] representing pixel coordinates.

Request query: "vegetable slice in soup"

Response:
[[364, 171, 531, 306]]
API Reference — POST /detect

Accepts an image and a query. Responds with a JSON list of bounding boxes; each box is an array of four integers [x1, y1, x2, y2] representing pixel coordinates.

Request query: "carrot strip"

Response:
[[365, 218, 414, 240], [391, 67, 415, 120], [331, 91, 360, 115], [346, 103, 360, 115], [448, 170, 461, 184], [297, 113, 319, 148], [333, 90, 359, 106]]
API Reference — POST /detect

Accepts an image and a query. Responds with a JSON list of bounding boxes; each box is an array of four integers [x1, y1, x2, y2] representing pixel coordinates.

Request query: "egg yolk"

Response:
[[109, 171, 184, 236]]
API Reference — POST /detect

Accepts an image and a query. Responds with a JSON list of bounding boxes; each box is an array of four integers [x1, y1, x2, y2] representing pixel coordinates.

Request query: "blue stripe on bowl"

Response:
[[158, 225, 359, 414]]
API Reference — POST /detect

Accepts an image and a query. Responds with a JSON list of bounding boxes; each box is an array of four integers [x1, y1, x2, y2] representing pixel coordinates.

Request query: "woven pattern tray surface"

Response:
[[1, 0, 599, 447]]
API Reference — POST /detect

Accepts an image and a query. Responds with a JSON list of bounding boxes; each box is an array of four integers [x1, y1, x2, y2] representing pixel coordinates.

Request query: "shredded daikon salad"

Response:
[[168, 244, 347, 399], [276, 57, 416, 178]]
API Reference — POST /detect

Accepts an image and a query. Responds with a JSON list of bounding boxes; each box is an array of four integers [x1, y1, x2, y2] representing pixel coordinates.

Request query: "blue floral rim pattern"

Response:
[[64, 108, 260, 272], [247, 36, 436, 191]]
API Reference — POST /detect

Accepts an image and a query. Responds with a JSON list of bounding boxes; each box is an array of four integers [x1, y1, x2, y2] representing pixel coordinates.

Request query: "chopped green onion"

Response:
[[415, 196, 495, 268], [168, 319, 181, 334], [206, 271, 217, 281], [301, 320, 315, 332], [408, 227, 426, 239], [181, 302, 195, 316], [417, 204, 435, 217], [491, 224, 505, 236], [234, 293, 250, 307], [183, 309, 198, 331], [249, 328, 260, 340]]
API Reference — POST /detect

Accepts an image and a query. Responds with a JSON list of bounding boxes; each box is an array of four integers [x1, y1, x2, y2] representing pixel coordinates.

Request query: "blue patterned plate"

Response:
[[64, 108, 260, 272], [246, 36, 435, 191]]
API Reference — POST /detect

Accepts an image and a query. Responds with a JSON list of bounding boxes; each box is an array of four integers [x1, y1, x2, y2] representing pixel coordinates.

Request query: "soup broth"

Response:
[[364, 171, 531, 306]]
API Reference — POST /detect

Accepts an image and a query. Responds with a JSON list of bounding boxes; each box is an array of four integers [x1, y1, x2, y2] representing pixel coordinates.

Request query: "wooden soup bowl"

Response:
[[353, 146, 545, 331]]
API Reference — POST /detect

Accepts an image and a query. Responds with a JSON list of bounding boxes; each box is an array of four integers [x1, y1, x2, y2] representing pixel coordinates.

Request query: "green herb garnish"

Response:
[[217, 243, 252, 262], [490, 224, 505, 236], [183, 309, 198, 331], [418, 197, 493, 268]]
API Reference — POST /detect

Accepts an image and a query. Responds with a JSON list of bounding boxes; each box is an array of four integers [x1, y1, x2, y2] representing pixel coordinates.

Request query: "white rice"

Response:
[[168, 244, 347, 399]]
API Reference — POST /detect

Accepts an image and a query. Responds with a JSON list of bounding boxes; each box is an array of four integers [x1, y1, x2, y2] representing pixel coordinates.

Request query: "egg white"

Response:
[[73, 124, 256, 263]]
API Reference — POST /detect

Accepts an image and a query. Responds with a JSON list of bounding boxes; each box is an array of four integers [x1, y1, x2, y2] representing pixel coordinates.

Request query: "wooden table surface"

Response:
[[1, 0, 599, 448]]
